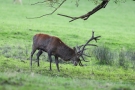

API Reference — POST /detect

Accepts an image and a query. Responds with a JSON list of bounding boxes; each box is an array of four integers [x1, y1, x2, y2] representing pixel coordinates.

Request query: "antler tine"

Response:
[[77, 44, 97, 54], [77, 48, 87, 54], [78, 44, 97, 49], [94, 36, 101, 42], [78, 45, 83, 49], [79, 61, 83, 66], [92, 31, 101, 42], [86, 44, 98, 47], [76, 44, 87, 55], [82, 53, 91, 57], [81, 56, 89, 62]]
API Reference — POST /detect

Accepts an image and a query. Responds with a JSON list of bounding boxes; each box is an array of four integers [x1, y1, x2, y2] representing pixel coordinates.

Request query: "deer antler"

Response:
[[78, 31, 101, 61]]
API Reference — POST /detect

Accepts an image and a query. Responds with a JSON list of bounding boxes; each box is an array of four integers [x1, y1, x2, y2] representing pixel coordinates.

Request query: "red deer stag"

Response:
[[30, 31, 101, 72]]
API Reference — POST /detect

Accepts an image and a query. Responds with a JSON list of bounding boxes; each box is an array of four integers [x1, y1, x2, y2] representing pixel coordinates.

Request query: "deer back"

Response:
[[33, 34, 76, 60]]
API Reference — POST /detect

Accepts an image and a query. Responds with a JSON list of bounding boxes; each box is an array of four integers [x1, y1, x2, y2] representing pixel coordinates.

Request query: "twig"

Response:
[[26, 0, 66, 19], [31, 0, 46, 5]]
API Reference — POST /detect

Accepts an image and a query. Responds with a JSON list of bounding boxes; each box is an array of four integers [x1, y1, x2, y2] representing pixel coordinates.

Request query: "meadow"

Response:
[[0, 0, 135, 90]]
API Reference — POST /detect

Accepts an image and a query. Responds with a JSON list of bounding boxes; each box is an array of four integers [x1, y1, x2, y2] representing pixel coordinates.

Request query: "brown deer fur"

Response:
[[30, 34, 82, 72]]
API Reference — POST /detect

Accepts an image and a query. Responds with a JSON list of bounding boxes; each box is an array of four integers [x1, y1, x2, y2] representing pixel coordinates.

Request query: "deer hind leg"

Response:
[[55, 56, 60, 72], [36, 50, 43, 67], [30, 47, 36, 70], [48, 52, 53, 71]]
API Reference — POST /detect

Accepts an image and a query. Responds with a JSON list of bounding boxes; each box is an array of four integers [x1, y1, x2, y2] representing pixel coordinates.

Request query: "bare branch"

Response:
[[31, 0, 46, 5], [26, 0, 66, 19], [58, 0, 110, 22]]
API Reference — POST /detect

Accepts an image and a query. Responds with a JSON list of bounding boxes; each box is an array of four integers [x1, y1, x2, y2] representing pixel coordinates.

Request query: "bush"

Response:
[[119, 50, 127, 68], [126, 50, 135, 70], [131, 52, 135, 70], [118, 48, 135, 69], [92, 45, 114, 65]]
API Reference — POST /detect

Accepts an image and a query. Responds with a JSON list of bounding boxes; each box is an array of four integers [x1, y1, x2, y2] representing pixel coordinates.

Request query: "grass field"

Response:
[[0, 0, 135, 90]]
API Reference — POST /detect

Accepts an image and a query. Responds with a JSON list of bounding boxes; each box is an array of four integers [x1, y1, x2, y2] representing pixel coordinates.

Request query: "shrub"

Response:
[[118, 48, 130, 70], [126, 50, 135, 70], [131, 52, 135, 70], [92, 45, 114, 65]]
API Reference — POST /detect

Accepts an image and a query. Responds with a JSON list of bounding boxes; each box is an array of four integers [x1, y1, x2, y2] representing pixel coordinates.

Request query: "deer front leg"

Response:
[[30, 48, 36, 71], [55, 56, 60, 72]]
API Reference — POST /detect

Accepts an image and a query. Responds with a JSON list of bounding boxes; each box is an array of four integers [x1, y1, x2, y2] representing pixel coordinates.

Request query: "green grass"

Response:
[[0, 56, 135, 90], [0, 0, 135, 90], [0, 72, 133, 90]]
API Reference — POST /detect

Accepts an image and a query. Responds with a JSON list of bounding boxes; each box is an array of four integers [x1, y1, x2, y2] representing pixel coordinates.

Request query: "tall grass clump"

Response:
[[92, 45, 135, 70], [118, 48, 129, 69], [111, 86, 131, 90], [130, 52, 135, 70], [119, 49, 135, 70], [127, 50, 135, 61], [0, 45, 48, 61], [92, 45, 114, 65]]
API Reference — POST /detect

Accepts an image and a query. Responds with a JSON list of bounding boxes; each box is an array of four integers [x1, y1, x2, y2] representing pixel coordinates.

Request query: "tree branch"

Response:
[[31, 0, 46, 5], [26, 0, 66, 19], [58, 0, 110, 22]]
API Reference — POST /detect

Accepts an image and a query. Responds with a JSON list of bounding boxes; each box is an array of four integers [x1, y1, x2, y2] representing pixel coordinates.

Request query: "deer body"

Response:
[[31, 34, 81, 72]]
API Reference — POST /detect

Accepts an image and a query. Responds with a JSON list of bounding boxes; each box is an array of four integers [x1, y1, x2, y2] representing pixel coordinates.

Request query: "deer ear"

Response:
[[73, 47, 76, 51], [73, 47, 77, 52], [73, 47, 79, 55]]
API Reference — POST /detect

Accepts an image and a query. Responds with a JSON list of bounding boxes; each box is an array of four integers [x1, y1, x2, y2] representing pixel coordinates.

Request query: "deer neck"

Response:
[[58, 46, 75, 61]]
